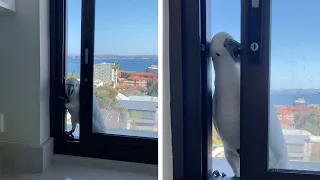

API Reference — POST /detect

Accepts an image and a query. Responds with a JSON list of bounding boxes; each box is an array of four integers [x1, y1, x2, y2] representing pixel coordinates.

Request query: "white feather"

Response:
[[211, 32, 287, 177], [65, 78, 107, 134]]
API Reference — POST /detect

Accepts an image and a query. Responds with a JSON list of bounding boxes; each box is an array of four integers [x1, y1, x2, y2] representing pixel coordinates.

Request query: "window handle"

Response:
[[85, 48, 89, 65]]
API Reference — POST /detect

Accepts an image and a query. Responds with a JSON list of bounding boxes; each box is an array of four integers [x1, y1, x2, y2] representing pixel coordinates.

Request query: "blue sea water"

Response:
[[271, 93, 320, 105], [67, 58, 158, 75], [67, 57, 320, 106]]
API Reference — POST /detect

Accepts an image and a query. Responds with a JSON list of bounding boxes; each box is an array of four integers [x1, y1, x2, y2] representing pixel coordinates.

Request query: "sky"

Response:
[[67, 0, 158, 55], [212, 0, 320, 89], [67, 0, 320, 89]]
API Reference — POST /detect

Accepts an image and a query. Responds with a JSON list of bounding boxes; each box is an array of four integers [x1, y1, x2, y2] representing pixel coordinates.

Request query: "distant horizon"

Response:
[[68, 54, 158, 56]]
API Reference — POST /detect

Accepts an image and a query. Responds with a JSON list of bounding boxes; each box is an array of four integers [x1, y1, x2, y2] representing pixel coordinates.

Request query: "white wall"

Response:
[[0, 0, 15, 11], [39, 0, 50, 144], [163, 0, 173, 179], [0, 0, 50, 145]]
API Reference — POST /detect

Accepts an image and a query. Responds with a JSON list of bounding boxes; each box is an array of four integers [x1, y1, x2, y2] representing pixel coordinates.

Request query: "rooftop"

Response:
[[114, 100, 158, 111], [128, 76, 148, 81], [129, 95, 158, 102]]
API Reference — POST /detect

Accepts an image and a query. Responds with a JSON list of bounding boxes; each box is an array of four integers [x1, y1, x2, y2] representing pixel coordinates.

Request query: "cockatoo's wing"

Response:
[[92, 92, 107, 133], [269, 98, 288, 169]]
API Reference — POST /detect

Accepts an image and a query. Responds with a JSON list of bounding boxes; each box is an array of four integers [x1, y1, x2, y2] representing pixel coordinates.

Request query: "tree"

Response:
[[131, 90, 141, 96], [94, 85, 118, 109], [125, 72, 136, 79], [294, 109, 320, 136], [147, 83, 158, 97], [67, 73, 80, 79], [120, 107, 128, 123], [212, 124, 223, 146], [112, 61, 120, 88], [119, 90, 129, 97], [130, 110, 141, 130]]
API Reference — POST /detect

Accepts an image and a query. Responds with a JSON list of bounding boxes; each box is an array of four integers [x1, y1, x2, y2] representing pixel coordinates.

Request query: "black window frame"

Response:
[[50, 0, 157, 165], [170, 0, 320, 179], [241, 0, 320, 180], [170, 0, 212, 179]]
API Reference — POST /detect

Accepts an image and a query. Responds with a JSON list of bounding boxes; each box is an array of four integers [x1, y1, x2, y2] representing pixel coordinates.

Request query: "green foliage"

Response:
[[94, 85, 118, 109], [212, 124, 223, 146], [125, 73, 136, 79], [131, 90, 141, 96], [147, 83, 158, 97], [294, 108, 320, 136], [67, 73, 80, 79], [130, 110, 141, 130], [119, 90, 129, 97], [112, 61, 120, 70], [120, 107, 128, 123]]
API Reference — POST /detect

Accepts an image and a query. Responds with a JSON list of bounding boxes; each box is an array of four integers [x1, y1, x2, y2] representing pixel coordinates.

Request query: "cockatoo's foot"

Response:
[[212, 170, 220, 176], [64, 130, 75, 139], [212, 170, 226, 177], [59, 96, 68, 104]]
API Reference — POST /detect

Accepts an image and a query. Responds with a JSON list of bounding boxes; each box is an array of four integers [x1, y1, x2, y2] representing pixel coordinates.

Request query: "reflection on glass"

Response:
[[92, 0, 158, 138], [270, 0, 320, 171], [65, 0, 82, 138]]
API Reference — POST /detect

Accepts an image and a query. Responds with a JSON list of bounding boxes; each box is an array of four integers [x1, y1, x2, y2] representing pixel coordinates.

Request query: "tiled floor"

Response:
[[0, 155, 158, 180]]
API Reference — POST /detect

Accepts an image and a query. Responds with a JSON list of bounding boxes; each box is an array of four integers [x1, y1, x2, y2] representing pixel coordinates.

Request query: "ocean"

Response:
[[271, 93, 320, 106], [67, 58, 158, 75], [67, 58, 320, 106]]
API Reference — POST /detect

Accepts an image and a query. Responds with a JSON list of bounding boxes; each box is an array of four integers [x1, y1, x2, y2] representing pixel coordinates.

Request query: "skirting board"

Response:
[[53, 154, 158, 176], [0, 138, 53, 173]]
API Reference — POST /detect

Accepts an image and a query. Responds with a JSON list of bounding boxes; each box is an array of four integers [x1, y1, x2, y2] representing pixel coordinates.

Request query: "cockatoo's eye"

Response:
[[216, 53, 221, 56]]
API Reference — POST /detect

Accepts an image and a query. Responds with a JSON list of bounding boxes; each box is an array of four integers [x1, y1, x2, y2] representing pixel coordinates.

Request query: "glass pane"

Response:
[[270, 0, 320, 171], [92, 0, 158, 138], [65, 0, 81, 138], [211, 0, 241, 177]]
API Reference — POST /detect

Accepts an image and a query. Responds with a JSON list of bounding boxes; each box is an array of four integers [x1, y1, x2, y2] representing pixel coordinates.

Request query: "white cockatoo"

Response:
[[210, 32, 288, 177], [62, 78, 107, 136]]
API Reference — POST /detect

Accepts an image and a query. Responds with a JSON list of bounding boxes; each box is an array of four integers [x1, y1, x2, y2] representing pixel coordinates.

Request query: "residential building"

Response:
[[277, 108, 295, 129], [135, 72, 158, 86], [122, 85, 148, 95], [93, 62, 114, 85], [128, 75, 148, 87], [117, 70, 125, 78], [114, 100, 158, 131], [309, 136, 320, 162], [116, 93, 130, 100], [93, 79, 104, 87], [283, 129, 312, 161], [129, 95, 158, 102], [124, 80, 136, 87]]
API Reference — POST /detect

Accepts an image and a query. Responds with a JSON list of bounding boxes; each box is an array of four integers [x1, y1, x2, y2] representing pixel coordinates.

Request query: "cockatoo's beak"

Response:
[[67, 84, 75, 96], [224, 38, 244, 63]]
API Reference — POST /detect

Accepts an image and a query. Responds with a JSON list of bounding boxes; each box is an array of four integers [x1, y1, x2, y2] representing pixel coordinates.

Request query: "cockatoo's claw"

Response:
[[64, 131, 75, 139], [212, 170, 221, 177], [221, 173, 226, 177], [59, 96, 68, 104]]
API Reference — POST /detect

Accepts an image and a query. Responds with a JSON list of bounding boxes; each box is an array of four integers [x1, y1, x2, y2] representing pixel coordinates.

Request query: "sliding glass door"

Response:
[[170, 0, 320, 179], [50, 0, 158, 164]]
